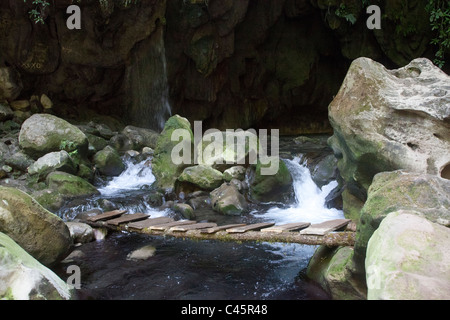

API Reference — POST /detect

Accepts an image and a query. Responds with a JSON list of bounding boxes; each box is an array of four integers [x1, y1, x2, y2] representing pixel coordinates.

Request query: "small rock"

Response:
[[93, 228, 108, 241], [173, 203, 195, 219], [210, 183, 248, 216], [142, 147, 154, 156], [40, 94, 53, 110], [65, 222, 94, 244], [0, 102, 14, 121], [127, 245, 156, 261], [223, 165, 246, 182], [10, 100, 30, 111]]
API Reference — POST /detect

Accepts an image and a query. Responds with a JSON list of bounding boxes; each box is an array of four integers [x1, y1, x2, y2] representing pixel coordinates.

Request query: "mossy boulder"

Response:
[[177, 165, 224, 191], [366, 210, 450, 300], [0, 186, 72, 266], [46, 171, 100, 199], [93, 145, 125, 176], [307, 245, 366, 300], [353, 170, 450, 276], [250, 159, 292, 202], [173, 203, 195, 220], [19, 114, 88, 159], [152, 115, 193, 192], [0, 232, 72, 300], [33, 172, 100, 211]]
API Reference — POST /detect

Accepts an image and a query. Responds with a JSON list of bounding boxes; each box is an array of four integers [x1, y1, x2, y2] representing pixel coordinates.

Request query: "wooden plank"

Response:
[[226, 222, 275, 234], [261, 222, 311, 233], [201, 224, 247, 234], [127, 217, 174, 230], [149, 220, 197, 231], [300, 219, 351, 236], [106, 213, 149, 226], [86, 210, 127, 222], [170, 222, 218, 232]]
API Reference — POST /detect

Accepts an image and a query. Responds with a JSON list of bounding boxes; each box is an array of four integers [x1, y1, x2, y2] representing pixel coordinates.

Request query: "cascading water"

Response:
[[260, 157, 344, 224], [97, 159, 156, 196], [125, 24, 172, 132], [57, 152, 341, 300]]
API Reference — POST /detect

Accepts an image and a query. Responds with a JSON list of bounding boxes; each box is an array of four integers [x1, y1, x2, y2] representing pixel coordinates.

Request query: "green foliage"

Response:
[[23, 0, 140, 25], [335, 3, 357, 25], [426, 0, 450, 68], [23, 0, 50, 24], [59, 140, 78, 157]]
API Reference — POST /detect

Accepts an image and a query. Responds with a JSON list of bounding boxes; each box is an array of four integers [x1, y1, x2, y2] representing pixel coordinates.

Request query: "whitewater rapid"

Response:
[[259, 157, 344, 224], [97, 156, 343, 224]]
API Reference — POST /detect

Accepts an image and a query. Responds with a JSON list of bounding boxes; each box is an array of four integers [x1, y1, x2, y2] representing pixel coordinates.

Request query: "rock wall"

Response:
[[0, 0, 446, 134]]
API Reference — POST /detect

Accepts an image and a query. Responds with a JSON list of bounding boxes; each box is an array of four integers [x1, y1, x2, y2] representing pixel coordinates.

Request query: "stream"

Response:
[[54, 136, 343, 300]]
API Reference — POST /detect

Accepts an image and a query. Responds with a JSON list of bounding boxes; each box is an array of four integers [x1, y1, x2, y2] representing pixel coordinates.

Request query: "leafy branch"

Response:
[[426, 0, 450, 68], [23, 0, 50, 24]]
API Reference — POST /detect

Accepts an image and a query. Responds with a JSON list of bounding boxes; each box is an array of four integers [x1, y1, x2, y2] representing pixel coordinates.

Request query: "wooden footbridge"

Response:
[[81, 210, 356, 247]]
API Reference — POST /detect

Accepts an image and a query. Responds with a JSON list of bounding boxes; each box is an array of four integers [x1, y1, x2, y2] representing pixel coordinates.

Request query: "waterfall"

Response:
[[97, 159, 156, 196], [260, 157, 344, 224], [125, 25, 172, 132]]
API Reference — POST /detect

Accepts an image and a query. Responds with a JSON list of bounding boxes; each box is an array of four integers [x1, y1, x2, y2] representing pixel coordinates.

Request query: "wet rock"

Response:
[[0, 186, 72, 266], [250, 159, 292, 202], [173, 203, 195, 220], [65, 222, 94, 244], [210, 183, 248, 216], [127, 245, 156, 261], [93, 146, 125, 176], [310, 154, 338, 188], [187, 195, 211, 210], [306, 245, 365, 300], [85, 133, 108, 153]]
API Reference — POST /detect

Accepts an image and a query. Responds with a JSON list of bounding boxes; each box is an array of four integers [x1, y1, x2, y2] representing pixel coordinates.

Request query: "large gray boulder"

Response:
[[366, 210, 450, 300], [328, 57, 450, 200], [0, 232, 72, 300], [19, 114, 88, 159], [0, 186, 72, 266]]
